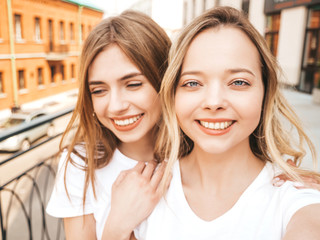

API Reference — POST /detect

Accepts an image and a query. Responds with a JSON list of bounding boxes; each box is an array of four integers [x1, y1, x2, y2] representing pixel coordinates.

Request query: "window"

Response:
[[50, 66, 55, 83], [300, 8, 320, 93], [81, 24, 84, 41], [265, 13, 281, 56], [70, 22, 74, 41], [60, 21, 65, 42], [61, 65, 65, 81], [71, 64, 75, 79], [15, 14, 22, 41], [48, 19, 54, 51], [37, 68, 43, 85], [0, 72, 4, 93], [35, 17, 41, 42], [0, 17, 2, 41], [242, 0, 250, 16], [18, 70, 25, 89]]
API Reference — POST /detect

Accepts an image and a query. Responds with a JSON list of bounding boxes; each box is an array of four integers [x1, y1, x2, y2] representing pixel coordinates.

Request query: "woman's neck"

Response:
[[180, 141, 264, 192], [118, 130, 155, 162], [179, 140, 265, 221]]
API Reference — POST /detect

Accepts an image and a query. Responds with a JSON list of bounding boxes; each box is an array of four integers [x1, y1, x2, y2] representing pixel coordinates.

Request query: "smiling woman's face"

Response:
[[88, 44, 161, 145], [175, 27, 264, 154]]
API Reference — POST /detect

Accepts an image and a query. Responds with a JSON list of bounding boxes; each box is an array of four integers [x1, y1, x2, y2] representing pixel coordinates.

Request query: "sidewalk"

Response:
[[281, 88, 320, 171]]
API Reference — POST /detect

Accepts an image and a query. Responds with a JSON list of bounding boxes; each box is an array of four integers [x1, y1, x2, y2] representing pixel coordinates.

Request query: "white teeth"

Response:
[[200, 120, 233, 130], [114, 115, 142, 126]]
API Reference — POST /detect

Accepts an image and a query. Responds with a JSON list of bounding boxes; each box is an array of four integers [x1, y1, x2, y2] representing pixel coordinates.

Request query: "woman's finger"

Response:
[[113, 171, 128, 187], [150, 161, 166, 189], [286, 159, 296, 167], [132, 161, 146, 173], [294, 182, 320, 191], [141, 160, 157, 179]]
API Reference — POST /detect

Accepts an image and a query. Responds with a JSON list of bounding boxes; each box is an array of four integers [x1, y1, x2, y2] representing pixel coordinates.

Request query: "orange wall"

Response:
[[0, 0, 103, 110]]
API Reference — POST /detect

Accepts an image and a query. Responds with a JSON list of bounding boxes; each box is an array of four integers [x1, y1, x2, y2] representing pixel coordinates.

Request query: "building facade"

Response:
[[0, 0, 103, 111]]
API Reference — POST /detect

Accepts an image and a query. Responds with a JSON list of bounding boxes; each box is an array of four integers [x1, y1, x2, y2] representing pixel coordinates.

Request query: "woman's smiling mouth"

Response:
[[196, 119, 235, 136], [113, 114, 143, 126], [199, 120, 234, 130], [111, 114, 144, 131]]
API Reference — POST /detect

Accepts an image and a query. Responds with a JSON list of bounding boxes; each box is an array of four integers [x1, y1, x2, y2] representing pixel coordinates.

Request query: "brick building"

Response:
[[0, 0, 103, 111]]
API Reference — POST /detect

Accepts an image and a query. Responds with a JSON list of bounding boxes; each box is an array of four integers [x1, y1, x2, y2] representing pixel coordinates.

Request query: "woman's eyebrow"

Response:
[[180, 71, 202, 78], [227, 68, 256, 77], [88, 80, 105, 85], [88, 72, 143, 85], [119, 72, 143, 81]]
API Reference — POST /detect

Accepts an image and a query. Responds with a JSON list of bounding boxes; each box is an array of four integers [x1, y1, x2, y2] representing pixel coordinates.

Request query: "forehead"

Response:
[[182, 26, 261, 74], [88, 44, 141, 82]]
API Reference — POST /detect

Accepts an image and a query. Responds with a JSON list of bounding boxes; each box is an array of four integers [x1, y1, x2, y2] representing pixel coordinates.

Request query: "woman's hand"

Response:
[[101, 160, 168, 240], [272, 160, 320, 191]]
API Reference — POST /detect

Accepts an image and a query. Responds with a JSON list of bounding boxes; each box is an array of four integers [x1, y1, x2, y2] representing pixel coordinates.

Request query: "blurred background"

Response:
[[0, 0, 320, 239]]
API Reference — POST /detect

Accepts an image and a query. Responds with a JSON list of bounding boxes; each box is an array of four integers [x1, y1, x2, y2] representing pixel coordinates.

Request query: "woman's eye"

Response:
[[182, 81, 200, 87], [231, 80, 250, 86], [127, 82, 142, 88], [90, 89, 105, 95]]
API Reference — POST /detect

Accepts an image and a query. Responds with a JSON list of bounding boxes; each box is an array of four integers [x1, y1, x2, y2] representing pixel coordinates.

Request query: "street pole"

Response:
[[7, 0, 19, 109], [78, 5, 83, 48]]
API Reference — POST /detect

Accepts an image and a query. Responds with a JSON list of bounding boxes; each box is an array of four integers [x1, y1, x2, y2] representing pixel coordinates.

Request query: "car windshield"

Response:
[[1, 118, 25, 128]]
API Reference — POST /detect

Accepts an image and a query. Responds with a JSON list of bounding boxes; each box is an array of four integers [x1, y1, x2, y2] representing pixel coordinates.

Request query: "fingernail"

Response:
[[273, 179, 285, 187], [272, 177, 280, 184], [293, 182, 304, 187]]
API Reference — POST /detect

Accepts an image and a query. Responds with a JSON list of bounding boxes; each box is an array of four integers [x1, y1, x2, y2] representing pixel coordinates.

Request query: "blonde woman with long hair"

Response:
[[131, 6, 320, 239], [46, 11, 171, 240]]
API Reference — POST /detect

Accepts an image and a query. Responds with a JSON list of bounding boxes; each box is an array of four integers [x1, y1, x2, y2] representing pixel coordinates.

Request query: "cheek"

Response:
[[92, 97, 107, 117], [174, 92, 187, 122], [174, 92, 197, 130], [240, 94, 263, 127]]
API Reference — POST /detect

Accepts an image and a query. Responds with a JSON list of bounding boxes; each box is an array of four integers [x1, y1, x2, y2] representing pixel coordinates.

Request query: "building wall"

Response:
[[219, 0, 242, 9], [0, 0, 103, 111], [248, 0, 265, 35], [277, 6, 308, 85]]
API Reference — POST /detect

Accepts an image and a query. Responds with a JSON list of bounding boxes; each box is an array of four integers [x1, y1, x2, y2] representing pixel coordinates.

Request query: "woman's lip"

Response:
[[111, 113, 143, 120], [111, 114, 144, 131], [196, 119, 235, 136], [197, 118, 234, 122]]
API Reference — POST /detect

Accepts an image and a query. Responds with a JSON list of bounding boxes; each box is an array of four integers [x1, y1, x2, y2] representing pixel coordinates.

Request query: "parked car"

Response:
[[0, 109, 54, 152]]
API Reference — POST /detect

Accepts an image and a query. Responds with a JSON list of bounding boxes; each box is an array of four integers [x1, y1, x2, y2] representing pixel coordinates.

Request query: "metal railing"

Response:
[[0, 106, 74, 240]]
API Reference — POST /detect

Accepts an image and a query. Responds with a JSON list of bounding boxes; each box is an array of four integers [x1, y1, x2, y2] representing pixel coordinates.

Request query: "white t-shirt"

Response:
[[136, 161, 320, 240], [46, 148, 138, 240]]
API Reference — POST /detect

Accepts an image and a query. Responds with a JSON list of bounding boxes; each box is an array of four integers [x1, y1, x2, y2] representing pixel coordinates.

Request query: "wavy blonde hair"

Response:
[[157, 6, 320, 190], [60, 10, 171, 204]]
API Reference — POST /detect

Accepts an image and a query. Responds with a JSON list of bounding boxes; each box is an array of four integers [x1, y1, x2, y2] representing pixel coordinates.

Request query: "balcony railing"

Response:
[[0, 106, 74, 240], [46, 44, 69, 61]]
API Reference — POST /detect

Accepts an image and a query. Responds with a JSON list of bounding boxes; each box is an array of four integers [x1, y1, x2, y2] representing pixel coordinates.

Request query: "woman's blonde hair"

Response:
[[60, 10, 171, 203], [157, 6, 320, 189]]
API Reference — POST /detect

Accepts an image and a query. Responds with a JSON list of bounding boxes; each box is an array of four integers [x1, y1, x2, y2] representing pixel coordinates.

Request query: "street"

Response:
[[282, 88, 320, 171]]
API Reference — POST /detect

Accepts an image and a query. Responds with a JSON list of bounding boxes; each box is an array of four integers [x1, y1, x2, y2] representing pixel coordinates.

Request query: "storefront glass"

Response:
[[300, 7, 320, 93], [265, 13, 281, 56]]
